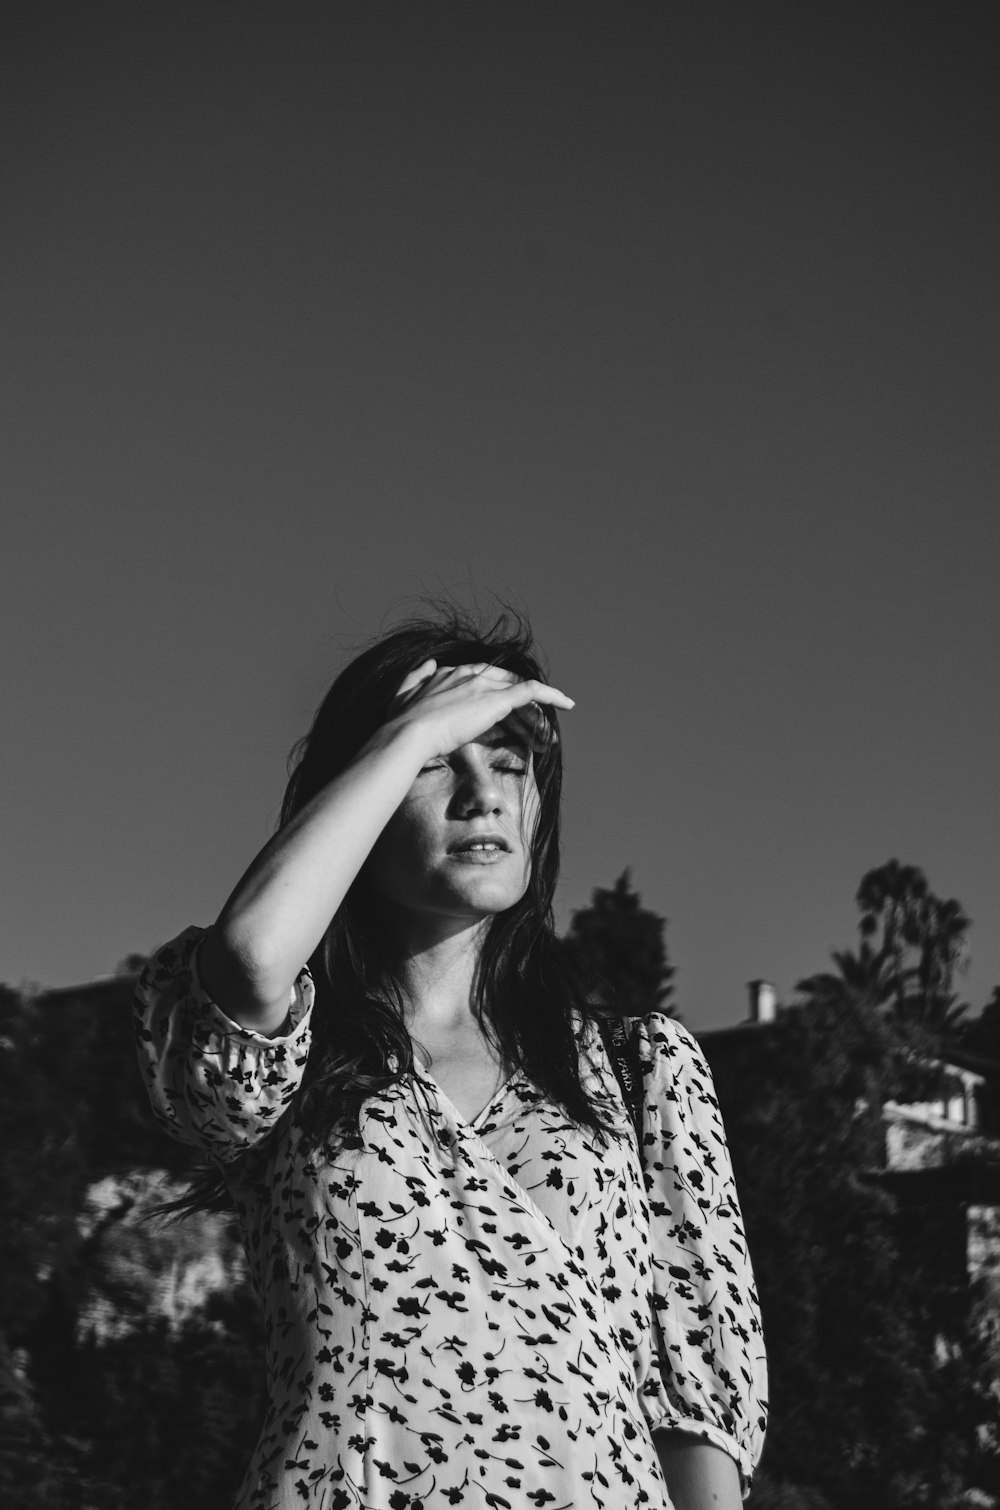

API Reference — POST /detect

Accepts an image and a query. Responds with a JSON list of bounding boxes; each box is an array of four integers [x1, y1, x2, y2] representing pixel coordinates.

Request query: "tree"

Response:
[[562, 870, 677, 1017], [709, 996, 984, 1510], [0, 972, 261, 1509], [769, 863, 997, 1505], [797, 861, 970, 1034], [43, 1290, 265, 1510], [962, 987, 1000, 1061], [0, 988, 92, 1345]]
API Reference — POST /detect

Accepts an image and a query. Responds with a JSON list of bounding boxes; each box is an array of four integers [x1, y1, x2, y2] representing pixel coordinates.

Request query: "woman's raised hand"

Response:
[[386, 659, 574, 761], [204, 658, 572, 1031]]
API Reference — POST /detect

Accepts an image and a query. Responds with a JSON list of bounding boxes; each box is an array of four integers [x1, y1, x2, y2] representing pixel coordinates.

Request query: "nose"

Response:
[[452, 758, 503, 817]]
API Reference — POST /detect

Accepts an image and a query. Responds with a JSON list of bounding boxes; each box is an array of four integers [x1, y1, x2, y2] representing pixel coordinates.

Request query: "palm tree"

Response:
[[796, 937, 898, 1013], [799, 862, 969, 1035]]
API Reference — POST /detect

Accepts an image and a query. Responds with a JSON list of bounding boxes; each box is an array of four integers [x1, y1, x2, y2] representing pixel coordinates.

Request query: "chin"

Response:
[[458, 887, 527, 918], [441, 874, 529, 919]]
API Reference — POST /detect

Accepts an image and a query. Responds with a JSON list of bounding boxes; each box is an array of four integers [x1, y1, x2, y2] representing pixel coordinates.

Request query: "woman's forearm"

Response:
[[197, 662, 573, 1034], [199, 720, 430, 1031], [654, 1433, 743, 1510]]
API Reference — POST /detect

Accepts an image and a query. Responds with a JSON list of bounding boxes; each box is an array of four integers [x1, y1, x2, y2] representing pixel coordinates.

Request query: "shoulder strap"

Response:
[[596, 1015, 645, 1154]]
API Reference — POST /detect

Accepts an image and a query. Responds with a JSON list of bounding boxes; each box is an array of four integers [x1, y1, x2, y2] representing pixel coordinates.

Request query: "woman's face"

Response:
[[364, 721, 541, 932]]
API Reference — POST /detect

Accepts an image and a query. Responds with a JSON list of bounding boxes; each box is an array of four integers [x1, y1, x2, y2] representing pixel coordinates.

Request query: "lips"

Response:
[[447, 834, 512, 854]]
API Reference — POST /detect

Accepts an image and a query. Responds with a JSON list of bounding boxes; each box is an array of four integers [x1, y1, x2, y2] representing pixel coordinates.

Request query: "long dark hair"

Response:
[[161, 606, 610, 1217], [286, 605, 609, 1150]]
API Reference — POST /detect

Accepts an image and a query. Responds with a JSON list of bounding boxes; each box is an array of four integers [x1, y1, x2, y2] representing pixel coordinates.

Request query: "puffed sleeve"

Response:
[[636, 1012, 767, 1495], [133, 925, 314, 1162]]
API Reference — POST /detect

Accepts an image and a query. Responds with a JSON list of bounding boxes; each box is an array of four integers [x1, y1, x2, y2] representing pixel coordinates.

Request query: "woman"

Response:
[[135, 609, 766, 1510]]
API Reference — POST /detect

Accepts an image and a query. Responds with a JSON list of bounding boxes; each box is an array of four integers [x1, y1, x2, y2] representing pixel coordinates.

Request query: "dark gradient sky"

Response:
[[3, 4, 998, 1027]]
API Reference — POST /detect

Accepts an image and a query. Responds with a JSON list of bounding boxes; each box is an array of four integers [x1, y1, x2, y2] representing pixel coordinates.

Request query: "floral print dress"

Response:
[[134, 928, 767, 1510]]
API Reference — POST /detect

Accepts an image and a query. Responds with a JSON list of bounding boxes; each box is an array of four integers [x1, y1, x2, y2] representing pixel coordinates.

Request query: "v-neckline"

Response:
[[417, 1066, 520, 1131]]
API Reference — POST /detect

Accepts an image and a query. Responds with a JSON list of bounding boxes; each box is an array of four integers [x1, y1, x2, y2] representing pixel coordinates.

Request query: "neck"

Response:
[[384, 911, 489, 1029]]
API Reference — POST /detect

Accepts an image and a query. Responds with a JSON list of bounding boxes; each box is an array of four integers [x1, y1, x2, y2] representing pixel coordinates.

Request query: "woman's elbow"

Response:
[[198, 925, 295, 1033]]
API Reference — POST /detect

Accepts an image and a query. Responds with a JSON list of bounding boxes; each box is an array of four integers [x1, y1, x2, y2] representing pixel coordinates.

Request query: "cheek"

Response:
[[364, 806, 434, 895]]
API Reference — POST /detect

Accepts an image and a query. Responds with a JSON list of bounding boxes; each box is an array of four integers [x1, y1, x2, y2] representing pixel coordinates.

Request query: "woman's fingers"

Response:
[[395, 658, 438, 697], [399, 661, 503, 697], [391, 659, 448, 711], [503, 678, 575, 712], [387, 661, 573, 755], [450, 663, 513, 687]]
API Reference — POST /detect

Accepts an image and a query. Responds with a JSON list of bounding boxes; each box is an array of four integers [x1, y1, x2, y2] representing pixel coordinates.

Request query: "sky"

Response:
[[2, 3, 998, 1029]]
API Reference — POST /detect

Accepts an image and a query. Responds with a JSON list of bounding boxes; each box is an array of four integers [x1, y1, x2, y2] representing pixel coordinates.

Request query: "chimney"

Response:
[[747, 980, 777, 1024]]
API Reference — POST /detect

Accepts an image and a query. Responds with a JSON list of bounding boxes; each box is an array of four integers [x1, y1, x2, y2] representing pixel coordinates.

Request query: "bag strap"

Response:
[[596, 1015, 645, 1154]]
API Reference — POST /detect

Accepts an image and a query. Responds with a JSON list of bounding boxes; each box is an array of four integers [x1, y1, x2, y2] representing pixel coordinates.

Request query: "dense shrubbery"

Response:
[[0, 975, 263, 1507], [712, 999, 994, 1509]]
